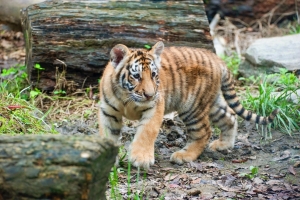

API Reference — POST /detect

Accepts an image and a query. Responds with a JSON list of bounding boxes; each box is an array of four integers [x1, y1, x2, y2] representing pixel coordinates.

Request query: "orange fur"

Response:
[[99, 41, 278, 169]]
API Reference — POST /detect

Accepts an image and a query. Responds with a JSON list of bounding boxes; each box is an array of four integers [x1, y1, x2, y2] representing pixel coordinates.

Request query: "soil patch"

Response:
[[102, 116, 300, 199]]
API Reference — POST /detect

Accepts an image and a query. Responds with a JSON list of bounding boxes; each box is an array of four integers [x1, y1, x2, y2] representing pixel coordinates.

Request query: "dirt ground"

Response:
[[106, 116, 300, 199], [54, 112, 300, 199]]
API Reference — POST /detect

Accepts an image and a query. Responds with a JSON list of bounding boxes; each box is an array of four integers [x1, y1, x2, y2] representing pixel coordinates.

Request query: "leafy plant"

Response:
[[109, 166, 122, 199], [30, 88, 42, 99], [241, 68, 300, 136], [34, 63, 44, 70], [0, 90, 57, 134], [289, 24, 300, 34], [53, 89, 66, 96], [239, 166, 259, 179], [108, 147, 151, 200], [0, 65, 29, 99], [238, 75, 260, 85], [0, 65, 58, 134], [144, 44, 151, 49], [34, 63, 44, 82]]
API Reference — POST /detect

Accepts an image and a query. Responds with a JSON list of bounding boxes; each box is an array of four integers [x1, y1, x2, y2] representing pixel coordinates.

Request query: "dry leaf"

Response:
[[288, 165, 296, 175], [164, 174, 178, 181], [187, 188, 201, 196], [191, 177, 201, 184], [248, 155, 257, 160], [253, 177, 263, 185], [221, 174, 236, 187], [266, 180, 282, 185], [168, 183, 181, 188], [188, 161, 203, 171], [293, 161, 300, 168], [273, 150, 291, 161], [1, 40, 12, 49], [232, 158, 248, 163], [271, 186, 284, 191], [217, 180, 241, 192]]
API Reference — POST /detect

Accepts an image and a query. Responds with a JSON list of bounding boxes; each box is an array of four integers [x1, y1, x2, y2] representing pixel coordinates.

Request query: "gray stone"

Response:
[[271, 89, 300, 104], [239, 34, 300, 77]]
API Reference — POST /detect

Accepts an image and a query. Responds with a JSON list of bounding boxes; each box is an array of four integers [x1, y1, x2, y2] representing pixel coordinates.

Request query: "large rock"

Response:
[[0, 0, 44, 30], [239, 34, 300, 77]]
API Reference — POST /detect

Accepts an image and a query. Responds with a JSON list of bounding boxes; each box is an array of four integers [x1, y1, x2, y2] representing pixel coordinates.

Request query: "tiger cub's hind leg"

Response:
[[209, 95, 238, 151], [170, 114, 212, 164]]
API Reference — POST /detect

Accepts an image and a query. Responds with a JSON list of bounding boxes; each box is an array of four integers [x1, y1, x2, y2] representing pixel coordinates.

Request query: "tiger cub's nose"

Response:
[[144, 93, 154, 100]]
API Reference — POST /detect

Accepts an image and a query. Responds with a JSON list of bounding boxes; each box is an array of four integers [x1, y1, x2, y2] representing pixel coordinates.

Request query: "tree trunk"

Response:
[[20, 0, 214, 92], [0, 135, 118, 200]]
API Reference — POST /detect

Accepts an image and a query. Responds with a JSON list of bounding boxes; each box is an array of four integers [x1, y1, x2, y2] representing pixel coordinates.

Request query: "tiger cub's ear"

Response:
[[110, 44, 130, 68], [150, 41, 164, 58]]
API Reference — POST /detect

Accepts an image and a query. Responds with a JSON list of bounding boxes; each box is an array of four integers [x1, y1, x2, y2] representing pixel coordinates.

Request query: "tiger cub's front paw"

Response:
[[170, 150, 198, 165], [129, 143, 154, 169]]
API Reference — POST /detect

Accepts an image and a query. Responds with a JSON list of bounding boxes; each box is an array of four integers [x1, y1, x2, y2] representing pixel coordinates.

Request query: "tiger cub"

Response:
[[98, 41, 278, 169]]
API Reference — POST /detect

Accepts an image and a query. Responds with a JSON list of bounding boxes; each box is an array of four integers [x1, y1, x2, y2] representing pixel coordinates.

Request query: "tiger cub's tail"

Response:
[[221, 68, 279, 125]]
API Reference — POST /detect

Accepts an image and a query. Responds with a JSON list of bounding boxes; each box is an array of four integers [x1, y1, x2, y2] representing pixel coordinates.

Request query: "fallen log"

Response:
[[21, 0, 214, 91], [0, 135, 118, 200]]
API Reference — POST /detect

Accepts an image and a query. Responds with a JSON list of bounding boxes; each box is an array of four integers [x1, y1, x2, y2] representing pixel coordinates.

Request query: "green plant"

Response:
[[109, 166, 122, 199], [239, 166, 259, 179], [0, 90, 58, 134], [108, 145, 149, 200], [34, 63, 44, 82], [222, 53, 241, 77], [241, 69, 300, 136], [289, 24, 300, 34], [144, 44, 151, 49], [53, 89, 66, 96], [30, 88, 42, 99], [238, 75, 260, 85], [1, 65, 29, 99], [0, 65, 58, 134]]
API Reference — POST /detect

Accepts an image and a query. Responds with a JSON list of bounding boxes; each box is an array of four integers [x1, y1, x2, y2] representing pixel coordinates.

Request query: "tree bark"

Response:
[[20, 0, 214, 91], [0, 135, 118, 200]]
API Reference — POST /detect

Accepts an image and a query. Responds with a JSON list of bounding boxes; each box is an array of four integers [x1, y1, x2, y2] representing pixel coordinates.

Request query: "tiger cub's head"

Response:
[[109, 41, 164, 103]]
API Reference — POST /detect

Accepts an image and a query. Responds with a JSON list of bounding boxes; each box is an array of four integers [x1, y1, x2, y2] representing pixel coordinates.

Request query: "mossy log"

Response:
[[21, 0, 214, 91], [0, 135, 118, 200]]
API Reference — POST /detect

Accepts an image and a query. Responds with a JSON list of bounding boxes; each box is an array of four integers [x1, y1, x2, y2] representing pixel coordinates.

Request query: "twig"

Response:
[[273, 11, 296, 25], [234, 28, 246, 58], [296, 0, 300, 24]]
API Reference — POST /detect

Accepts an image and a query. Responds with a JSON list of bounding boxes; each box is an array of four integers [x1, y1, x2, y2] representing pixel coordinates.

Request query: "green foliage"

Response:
[[34, 63, 45, 70], [238, 75, 260, 85], [289, 24, 300, 34], [34, 63, 44, 82], [53, 89, 66, 96], [239, 166, 259, 179], [0, 65, 58, 134], [0, 65, 29, 99], [109, 166, 122, 199], [241, 68, 300, 135], [222, 53, 240, 77], [30, 88, 42, 99], [144, 44, 151, 49], [108, 147, 160, 200], [0, 90, 57, 134]]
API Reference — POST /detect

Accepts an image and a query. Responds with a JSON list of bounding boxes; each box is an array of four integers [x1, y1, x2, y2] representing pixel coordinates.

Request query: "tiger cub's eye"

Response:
[[152, 72, 156, 77], [133, 74, 140, 79]]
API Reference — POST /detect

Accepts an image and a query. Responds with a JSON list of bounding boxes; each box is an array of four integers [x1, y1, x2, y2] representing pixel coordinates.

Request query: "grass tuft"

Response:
[[221, 53, 241, 77], [241, 68, 300, 136], [0, 65, 58, 134]]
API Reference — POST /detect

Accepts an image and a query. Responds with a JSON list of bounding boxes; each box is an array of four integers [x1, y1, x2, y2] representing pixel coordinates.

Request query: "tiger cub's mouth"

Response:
[[131, 92, 157, 103]]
